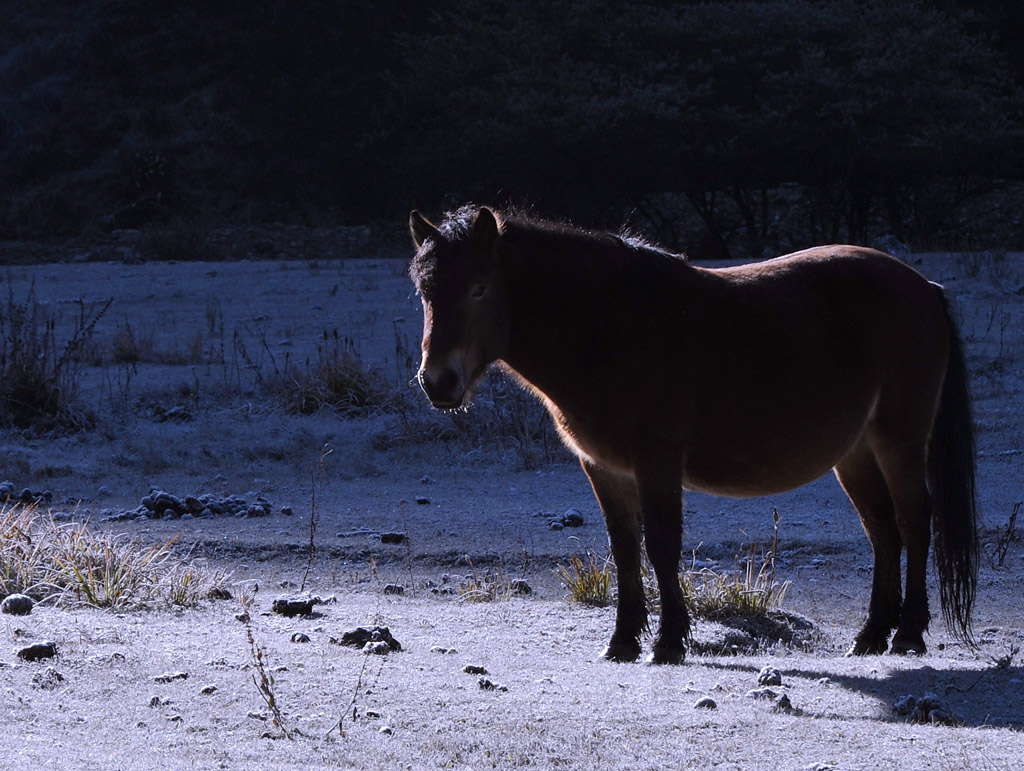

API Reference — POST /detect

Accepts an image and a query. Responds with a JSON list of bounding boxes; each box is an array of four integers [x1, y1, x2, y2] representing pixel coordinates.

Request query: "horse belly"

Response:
[[681, 386, 877, 497]]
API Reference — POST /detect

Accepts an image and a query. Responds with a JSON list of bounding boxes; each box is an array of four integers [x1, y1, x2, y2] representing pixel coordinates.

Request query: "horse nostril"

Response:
[[420, 366, 463, 406]]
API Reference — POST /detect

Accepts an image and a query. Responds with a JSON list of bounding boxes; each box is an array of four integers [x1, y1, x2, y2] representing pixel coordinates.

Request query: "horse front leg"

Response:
[[582, 460, 645, 662], [636, 459, 689, 665]]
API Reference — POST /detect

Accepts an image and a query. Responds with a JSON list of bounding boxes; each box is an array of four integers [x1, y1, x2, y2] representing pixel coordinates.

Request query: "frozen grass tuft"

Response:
[[0, 502, 230, 609]]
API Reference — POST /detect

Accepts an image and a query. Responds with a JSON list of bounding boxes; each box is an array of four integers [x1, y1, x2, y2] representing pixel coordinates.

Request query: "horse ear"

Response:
[[409, 211, 438, 248], [472, 207, 502, 250]]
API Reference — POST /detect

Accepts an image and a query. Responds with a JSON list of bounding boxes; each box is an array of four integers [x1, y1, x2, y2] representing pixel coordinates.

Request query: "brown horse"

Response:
[[408, 205, 977, 664]]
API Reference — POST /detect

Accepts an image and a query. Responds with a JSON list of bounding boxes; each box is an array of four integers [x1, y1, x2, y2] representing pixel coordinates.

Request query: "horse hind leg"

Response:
[[835, 446, 903, 655], [873, 444, 932, 655], [582, 461, 646, 662]]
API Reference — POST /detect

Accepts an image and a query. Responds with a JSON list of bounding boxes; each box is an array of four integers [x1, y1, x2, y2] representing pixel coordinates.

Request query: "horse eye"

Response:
[[470, 283, 488, 300]]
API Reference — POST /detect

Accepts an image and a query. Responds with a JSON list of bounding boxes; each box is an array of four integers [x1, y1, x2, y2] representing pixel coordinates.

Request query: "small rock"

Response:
[[510, 579, 532, 595], [379, 725, 394, 735], [893, 695, 917, 716], [235, 612, 251, 623], [31, 666, 64, 690], [549, 521, 564, 531], [271, 597, 316, 617], [430, 646, 457, 655], [693, 697, 718, 710], [1, 594, 35, 616], [382, 583, 404, 595], [773, 693, 794, 713], [380, 532, 408, 545], [415, 496, 430, 505], [365, 709, 382, 719], [281, 506, 294, 516], [207, 587, 232, 601], [745, 687, 777, 700], [199, 685, 218, 695], [149, 695, 170, 707], [364, 641, 392, 655], [153, 671, 189, 684], [335, 626, 401, 652], [478, 678, 508, 692], [757, 666, 783, 686], [17, 641, 57, 662], [290, 632, 311, 643], [562, 509, 585, 527], [463, 664, 489, 675]]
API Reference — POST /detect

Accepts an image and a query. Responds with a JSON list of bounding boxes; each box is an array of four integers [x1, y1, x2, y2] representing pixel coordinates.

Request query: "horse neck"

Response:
[[496, 229, 621, 404]]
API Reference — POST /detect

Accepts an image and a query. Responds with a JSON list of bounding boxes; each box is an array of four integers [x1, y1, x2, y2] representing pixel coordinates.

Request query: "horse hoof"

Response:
[[847, 637, 888, 656], [602, 642, 641, 663], [646, 645, 686, 665], [890, 636, 926, 656]]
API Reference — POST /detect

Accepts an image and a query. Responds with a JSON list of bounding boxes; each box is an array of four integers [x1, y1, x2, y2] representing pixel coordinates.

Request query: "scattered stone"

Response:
[[893, 695, 917, 716], [149, 695, 170, 707], [562, 509, 585, 527], [200, 685, 218, 695], [290, 632, 311, 643], [757, 666, 783, 686], [382, 583, 405, 595], [235, 612, 251, 623], [415, 496, 430, 505], [153, 671, 189, 684], [895, 693, 961, 725], [1, 594, 34, 616], [31, 667, 64, 690], [110, 488, 278, 521], [207, 587, 233, 601], [745, 687, 778, 700], [510, 579, 533, 595], [380, 532, 408, 545], [463, 664, 489, 675], [693, 697, 718, 710], [17, 641, 57, 662], [271, 597, 317, 617], [549, 521, 564, 531], [364, 709, 382, 719], [365, 641, 393, 655], [0, 483, 51, 506], [379, 725, 394, 735], [281, 507, 294, 516], [334, 626, 401, 653], [773, 693, 794, 713], [478, 678, 508, 692], [420, 475, 436, 485], [430, 646, 457, 655]]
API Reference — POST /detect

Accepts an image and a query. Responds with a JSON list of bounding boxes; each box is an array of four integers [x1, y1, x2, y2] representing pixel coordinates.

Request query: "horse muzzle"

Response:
[[418, 361, 467, 409]]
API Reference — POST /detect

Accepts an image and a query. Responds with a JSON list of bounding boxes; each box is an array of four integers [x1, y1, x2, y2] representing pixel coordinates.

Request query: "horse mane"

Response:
[[433, 204, 685, 265]]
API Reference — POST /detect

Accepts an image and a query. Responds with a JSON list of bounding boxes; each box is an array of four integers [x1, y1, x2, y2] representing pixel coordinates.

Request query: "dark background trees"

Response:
[[1, 0, 1022, 256]]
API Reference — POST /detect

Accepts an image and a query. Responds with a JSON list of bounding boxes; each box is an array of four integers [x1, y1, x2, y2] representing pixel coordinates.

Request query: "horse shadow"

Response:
[[703, 659, 1024, 729]]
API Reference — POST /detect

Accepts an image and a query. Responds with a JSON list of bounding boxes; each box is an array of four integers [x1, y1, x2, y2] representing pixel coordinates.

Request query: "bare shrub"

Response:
[[0, 281, 111, 432]]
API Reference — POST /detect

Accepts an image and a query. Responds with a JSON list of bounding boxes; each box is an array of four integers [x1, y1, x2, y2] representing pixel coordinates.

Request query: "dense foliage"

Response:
[[1, 0, 1022, 254]]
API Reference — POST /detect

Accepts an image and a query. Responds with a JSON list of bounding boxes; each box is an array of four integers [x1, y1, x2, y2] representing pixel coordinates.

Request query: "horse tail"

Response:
[[929, 286, 978, 644]]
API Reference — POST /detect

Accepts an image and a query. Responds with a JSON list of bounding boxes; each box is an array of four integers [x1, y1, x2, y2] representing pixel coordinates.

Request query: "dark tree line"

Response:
[[1, 0, 1022, 254]]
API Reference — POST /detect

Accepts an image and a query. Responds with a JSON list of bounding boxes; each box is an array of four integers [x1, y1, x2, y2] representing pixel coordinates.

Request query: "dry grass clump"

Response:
[[0, 502, 229, 609], [557, 511, 789, 620], [263, 332, 405, 416], [0, 282, 110, 432], [555, 552, 614, 607]]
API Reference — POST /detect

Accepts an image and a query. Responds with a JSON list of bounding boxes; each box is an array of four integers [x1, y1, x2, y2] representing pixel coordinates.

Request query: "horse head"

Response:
[[408, 206, 510, 409]]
